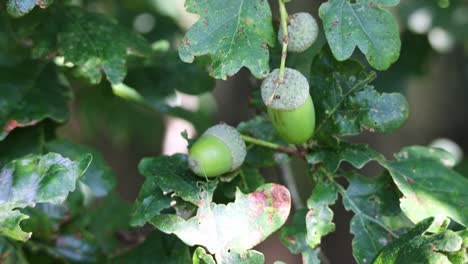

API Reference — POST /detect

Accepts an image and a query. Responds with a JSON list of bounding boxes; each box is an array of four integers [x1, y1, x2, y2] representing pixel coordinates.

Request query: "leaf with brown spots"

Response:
[[179, 0, 275, 80], [151, 183, 291, 263], [305, 180, 338, 248], [380, 146, 468, 230]]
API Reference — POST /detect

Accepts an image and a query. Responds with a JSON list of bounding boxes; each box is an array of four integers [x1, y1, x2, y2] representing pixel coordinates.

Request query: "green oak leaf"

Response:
[[380, 146, 468, 229], [193, 247, 216, 264], [151, 183, 291, 263], [179, 0, 275, 80], [279, 209, 320, 264], [130, 179, 171, 227], [307, 141, 384, 173], [137, 154, 204, 205], [341, 173, 411, 264], [58, 8, 150, 84], [448, 229, 468, 263], [310, 49, 409, 139], [319, 0, 401, 70], [6, 0, 53, 18], [0, 129, 116, 199], [306, 180, 338, 248], [374, 217, 465, 264], [0, 63, 71, 140], [0, 153, 91, 241], [46, 139, 116, 198]]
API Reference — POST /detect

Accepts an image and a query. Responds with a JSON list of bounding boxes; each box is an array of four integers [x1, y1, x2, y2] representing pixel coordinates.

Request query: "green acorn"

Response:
[[278, 12, 319, 53], [261, 68, 315, 144], [188, 124, 246, 177]]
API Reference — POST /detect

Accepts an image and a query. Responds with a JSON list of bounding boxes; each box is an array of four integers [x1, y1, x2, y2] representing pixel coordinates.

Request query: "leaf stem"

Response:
[[267, 0, 290, 105], [240, 134, 300, 156]]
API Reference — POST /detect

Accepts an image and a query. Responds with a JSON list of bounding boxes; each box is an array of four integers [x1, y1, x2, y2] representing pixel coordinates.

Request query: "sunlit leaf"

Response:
[[0, 153, 91, 241], [151, 183, 291, 262]]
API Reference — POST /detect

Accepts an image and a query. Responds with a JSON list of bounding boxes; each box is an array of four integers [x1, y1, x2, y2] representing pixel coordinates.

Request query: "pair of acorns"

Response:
[[189, 13, 318, 178]]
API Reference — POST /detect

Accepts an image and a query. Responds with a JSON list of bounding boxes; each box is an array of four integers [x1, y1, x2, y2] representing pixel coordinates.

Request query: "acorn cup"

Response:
[[261, 68, 316, 144], [278, 12, 319, 53], [188, 124, 247, 177]]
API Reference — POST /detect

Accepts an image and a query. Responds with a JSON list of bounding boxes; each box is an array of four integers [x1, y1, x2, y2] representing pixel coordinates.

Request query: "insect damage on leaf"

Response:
[[151, 183, 291, 262]]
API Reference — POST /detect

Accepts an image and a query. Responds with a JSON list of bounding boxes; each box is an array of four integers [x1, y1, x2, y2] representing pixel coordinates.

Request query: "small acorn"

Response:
[[188, 124, 247, 177], [261, 68, 315, 144], [278, 12, 319, 53]]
